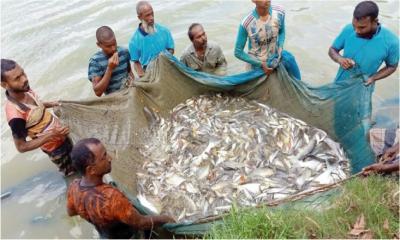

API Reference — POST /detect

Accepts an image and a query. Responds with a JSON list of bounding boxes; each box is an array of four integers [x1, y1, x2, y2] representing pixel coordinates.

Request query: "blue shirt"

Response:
[[128, 23, 174, 67], [235, 5, 285, 67], [88, 47, 130, 95], [332, 24, 399, 83]]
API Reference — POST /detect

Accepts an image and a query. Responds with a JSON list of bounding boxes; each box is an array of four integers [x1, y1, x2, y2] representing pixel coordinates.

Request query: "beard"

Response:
[[141, 20, 156, 34], [13, 82, 30, 93]]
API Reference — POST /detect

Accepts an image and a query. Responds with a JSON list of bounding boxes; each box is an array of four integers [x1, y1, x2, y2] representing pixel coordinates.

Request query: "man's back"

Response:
[[67, 179, 137, 239]]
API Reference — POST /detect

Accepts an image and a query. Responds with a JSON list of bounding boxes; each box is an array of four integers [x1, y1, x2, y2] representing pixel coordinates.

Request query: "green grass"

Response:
[[206, 175, 399, 239]]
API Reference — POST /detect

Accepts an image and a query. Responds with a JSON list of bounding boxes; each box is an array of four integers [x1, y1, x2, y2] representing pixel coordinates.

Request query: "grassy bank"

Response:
[[206, 175, 399, 239]]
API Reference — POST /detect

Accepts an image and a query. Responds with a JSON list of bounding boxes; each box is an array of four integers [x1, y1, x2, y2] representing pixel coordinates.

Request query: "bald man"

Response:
[[88, 26, 134, 97], [128, 1, 174, 77]]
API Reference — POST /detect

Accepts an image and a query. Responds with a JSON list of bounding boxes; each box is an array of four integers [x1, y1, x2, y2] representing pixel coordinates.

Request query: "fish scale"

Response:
[[137, 95, 350, 222]]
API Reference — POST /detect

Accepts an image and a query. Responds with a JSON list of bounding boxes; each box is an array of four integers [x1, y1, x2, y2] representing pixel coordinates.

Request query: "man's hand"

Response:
[[337, 57, 355, 70], [362, 163, 384, 176], [277, 47, 283, 62], [364, 77, 375, 86], [108, 52, 119, 70], [382, 143, 399, 162], [160, 215, 176, 223], [48, 126, 70, 138], [262, 61, 274, 75], [43, 101, 60, 108]]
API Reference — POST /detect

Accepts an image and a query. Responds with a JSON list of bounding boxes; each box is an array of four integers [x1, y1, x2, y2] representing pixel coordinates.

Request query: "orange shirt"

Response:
[[67, 179, 139, 238], [5, 90, 65, 152]]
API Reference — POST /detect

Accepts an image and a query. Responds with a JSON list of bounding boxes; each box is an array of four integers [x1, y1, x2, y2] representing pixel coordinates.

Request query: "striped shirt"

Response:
[[235, 5, 285, 67], [88, 47, 130, 95]]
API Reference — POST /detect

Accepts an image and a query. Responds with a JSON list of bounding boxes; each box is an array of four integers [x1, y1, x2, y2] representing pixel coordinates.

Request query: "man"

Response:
[[362, 128, 399, 175], [128, 1, 174, 77], [88, 26, 134, 97], [1, 59, 74, 176], [67, 138, 174, 239], [181, 23, 227, 76], [234, 0, 301, 80], [328, 1, 398, 84]]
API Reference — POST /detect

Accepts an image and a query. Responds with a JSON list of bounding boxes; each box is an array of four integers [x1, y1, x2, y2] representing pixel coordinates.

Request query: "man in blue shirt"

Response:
[[88, 26, 134, 96], [128, 1, 174, 77], [328, 1, 398, 84]]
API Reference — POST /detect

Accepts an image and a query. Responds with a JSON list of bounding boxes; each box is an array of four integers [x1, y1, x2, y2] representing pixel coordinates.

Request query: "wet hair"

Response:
[[188, 23, 202, 41], [70, 138, 101, 175], [353, 1, 379, 21], [1, 59, 17, 82], [96, 26, 115, 43], [136, 1, 151, 15]]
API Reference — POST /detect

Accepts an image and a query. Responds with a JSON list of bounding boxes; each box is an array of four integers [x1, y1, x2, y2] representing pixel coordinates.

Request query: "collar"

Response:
[[138, 23, 158, 37], [189, 43, 212, 54], [138, 23, 148, 36], [358, 23, 381, 40], [253, 6, 272, 19]]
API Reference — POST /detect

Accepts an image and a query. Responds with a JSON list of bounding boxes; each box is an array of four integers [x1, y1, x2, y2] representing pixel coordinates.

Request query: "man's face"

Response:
[[139, 5, 154, 26], [1, 64, 30, 92], [191, 25, 207, 49], [88, 143, 112, 176], [252, 0, 271, 9], [352, 17, 376, 38], [98, 37, 117, 57]]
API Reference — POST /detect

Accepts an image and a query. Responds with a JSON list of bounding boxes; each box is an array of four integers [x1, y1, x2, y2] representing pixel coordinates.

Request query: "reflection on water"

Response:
[[1, 0, 398, 238]]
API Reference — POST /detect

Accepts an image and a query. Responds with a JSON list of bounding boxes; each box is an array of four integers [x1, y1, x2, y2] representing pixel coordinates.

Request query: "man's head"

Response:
[[252, 0, 271, 10], [70, 138, 112, 177], [96, 26, 117, 57], [136, 1, 155, 34], [352, 1, 379, 38], [1, 59, 30, 93], [188, 23, 207, 49]]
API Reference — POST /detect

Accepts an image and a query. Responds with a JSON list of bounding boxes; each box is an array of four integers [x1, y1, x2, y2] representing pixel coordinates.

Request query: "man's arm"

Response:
[[91, 52, 119, 96], [234, 24, 262, 67], [11, 123, 69, 153], [113, 191, 174, 230], [134, 61, 145, 78], [214, 47, 227, 76], [328, 47, 355, 70], [365, 65, 398, 85]]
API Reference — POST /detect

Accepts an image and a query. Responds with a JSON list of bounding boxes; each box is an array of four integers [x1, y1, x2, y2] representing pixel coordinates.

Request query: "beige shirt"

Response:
[[180, 41, 227, 76]]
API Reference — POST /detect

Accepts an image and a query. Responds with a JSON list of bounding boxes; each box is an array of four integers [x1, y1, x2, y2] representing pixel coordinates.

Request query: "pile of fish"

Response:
[[137, 94, 349, 222]]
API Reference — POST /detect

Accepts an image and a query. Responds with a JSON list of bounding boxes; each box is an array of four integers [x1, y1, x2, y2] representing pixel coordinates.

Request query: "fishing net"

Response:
[[56, 52, 375, 235]]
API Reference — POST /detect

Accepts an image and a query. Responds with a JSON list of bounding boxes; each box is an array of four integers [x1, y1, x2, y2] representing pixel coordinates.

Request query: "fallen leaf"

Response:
[[349, 214, 367, 236], [383, 219, 390, 232], [361, 230, 373, 239], [348, 214, 374, 239]]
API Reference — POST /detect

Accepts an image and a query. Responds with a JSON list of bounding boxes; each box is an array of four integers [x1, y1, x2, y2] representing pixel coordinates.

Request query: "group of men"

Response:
[[1, 0, 398, 238]]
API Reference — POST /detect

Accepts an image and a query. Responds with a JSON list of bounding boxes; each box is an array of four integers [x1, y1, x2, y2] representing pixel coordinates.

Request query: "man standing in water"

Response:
[[328, 1, 398, 84], [88, 26, 134, 97], [181, 23, 227, 76], [1, 59, 75, 176], [128, 1, 175, 77], [67, 138, 174, 239], [234, 0, 301, 80]]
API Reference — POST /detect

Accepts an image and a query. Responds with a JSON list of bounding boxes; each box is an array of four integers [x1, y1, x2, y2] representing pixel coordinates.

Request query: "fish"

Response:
[[136, 94, 350, 222]]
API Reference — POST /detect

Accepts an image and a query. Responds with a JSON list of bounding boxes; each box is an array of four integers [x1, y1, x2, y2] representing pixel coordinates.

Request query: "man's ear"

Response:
[[85, 165, 95, 175], [374, 18, 379, 24], [96, 42, 101, 48], [1, 81, 8, 89]]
